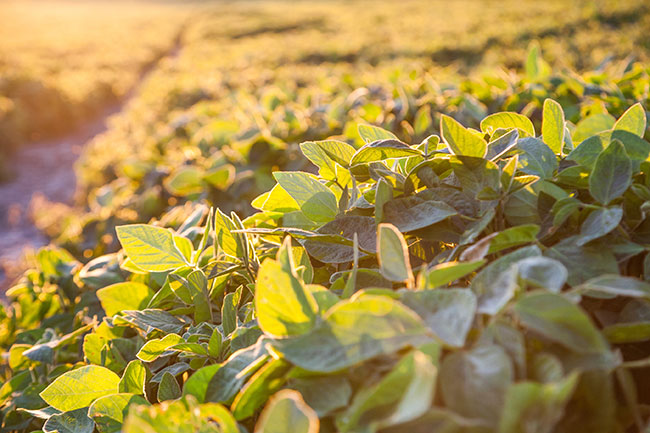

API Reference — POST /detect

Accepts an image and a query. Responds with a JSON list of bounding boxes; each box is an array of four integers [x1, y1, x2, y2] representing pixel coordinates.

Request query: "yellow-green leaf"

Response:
[[137, 334, 185, 362], [378, 223, 413, 285], [273, 171, 338, 223], [588, 140, 632, 205], [358, 124, 398, 144], [255, 390, 319, 433], [480, 112, 535, 137], [614, 103, 647, 137], [97, 282, 154, 317], [89, 393, 149, 433], [440, 114, 487, 157], [40, 366, 120, 412], [425, 260, 486, 288], [255, 259, 319, 338], [116, 224, 188, 272], [542, 99, 565, 155]]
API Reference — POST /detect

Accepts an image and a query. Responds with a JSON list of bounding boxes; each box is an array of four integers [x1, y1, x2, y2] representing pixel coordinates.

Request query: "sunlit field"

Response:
[[0, 0, 190, 156], [1, 0, 650, 432]]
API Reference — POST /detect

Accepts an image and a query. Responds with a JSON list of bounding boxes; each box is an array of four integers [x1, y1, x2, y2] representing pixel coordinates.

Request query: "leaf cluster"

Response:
[[3, 100, 650, 432]]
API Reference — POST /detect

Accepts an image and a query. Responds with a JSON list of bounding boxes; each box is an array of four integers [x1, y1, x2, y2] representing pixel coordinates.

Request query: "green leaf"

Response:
[[314, 140, 357, 168], [603, 322, 650, 343], [17, 406, 61, 420], [222, 290, 240, 337], [614, 103, 647, 137], [119, 360, 148, 395], [157, 372, 181, 402], [487, 129, 519, 160], [401, 289, 477, 347], [273, 171, 338, 223], [440, 345, 513, 426], [342, 233, 360, 299], [558, 165, 596, 189], [300, 140, 355, 178], [515, 137, 558, 179], [350, 139, 421, 165], [43, 408, 94, 433], [204, 165, 235, 189], [205, 338, 269, 404], [480, 112, 535, 137], [545, 236, 619, 286], [96, 282, 154, 317], [498, 373, 578, 433], [514, 292, 609, 353], [89, 393, 149, 433], [173, 234, 193, 263], [471, 245, 541, 314], [183, 364, 220, 403], [151, 364, 190, 385], [567, 133, 607, 170], [214, 209, 244, 259], [23, 322, 94, 365], [424, 260, 486, 288], [440, 114, 487, 157], [79, 254, 124, 289], [136, 334, 184, 362], [301, 215, 377, 263], [449, 155, 501, 197], [165, 167, 203, 196], [252, 184, 300, 213], [576, 207, 623, 246], [542, 99, 565, 154], [610, 130, 650, 171], [308, 284, 341, 310], [378, 223, 413, 284], [589, 139, 632, 205], [255, 258, 319, 338], [282, 242, 313, 284], [287, 376, 351, 417], [374, 178, 393, 224], [255, 390, 319, 433], [383, 196, 457, 232], [122, 396, 238, 433], [516, 256, 567, 292], [176, 269, 212, 323], [0, 370, 31, 406], [231, 358, 292, 420], [119, 309, 185, 335], [116, 224, 188, 272], [169, 342, 208, 356], [358, 124, 398, 143], [337, 350, 437, 432], [168, 267, 195, 304], [552, 196, 582, 227], [82, 333, 126, 373], [272, 295, 429, 372], [577, 275, 650, 298], [487, 224, 540, 254], [40, 365, 121, 412], [208, 330, 222, 359]]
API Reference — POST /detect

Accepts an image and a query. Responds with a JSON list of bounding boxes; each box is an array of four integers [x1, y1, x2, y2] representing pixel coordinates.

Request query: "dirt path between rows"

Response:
[[0, 28, 186, 292]]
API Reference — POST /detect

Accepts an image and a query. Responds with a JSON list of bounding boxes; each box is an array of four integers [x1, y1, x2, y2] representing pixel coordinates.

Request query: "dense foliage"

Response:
[[2, 96, 650, 431], [3, 1, 650, 432]]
